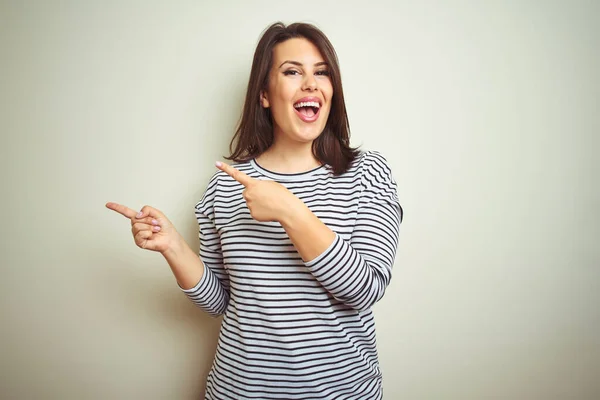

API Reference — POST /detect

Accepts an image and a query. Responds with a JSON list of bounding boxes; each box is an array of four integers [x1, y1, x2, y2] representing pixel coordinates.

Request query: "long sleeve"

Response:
[[181, 175, 230, 317], [305, 152, 402, 311]]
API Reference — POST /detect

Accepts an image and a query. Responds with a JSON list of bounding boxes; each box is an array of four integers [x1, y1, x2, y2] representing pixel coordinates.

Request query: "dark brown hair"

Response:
[[226, 22, 360, 175]]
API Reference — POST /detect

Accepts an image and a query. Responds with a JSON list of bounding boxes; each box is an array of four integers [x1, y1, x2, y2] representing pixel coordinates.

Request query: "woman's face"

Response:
[[261, 38, 333, 146]]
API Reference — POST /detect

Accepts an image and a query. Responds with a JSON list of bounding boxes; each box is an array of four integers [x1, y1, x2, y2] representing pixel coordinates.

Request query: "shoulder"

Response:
[[352, 150, 395, 178], [196, 160, 253, 210], [355, 150, 398, 194], [354, 150, 402, 218]]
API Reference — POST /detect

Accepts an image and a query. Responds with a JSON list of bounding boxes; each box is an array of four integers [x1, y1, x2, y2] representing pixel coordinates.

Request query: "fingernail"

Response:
[[152, 219, 158, 225], [215, 161, 222, 168], [153, 226, 161, 231], [136, 211, 143, 218]]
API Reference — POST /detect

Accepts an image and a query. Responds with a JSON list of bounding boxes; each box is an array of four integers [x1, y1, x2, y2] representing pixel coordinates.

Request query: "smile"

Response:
[[293, 98, 321, 123]]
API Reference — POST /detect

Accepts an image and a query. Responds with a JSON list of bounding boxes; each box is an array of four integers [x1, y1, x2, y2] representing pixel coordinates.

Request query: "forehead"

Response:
[[272, 38, 325, 64]]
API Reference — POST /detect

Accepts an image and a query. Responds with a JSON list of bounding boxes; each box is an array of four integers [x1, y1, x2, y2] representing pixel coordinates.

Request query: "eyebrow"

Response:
[[278, 60, 329, 69]]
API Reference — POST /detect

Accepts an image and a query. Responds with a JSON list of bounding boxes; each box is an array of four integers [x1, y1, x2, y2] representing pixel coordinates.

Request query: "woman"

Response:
[[107, 22, 402, 400]]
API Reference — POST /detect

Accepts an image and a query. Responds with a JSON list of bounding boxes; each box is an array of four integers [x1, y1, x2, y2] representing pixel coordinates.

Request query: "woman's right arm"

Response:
[[105, 202, 204, 289], [106, 201, 229, 316], [162, 234, 204, 290]]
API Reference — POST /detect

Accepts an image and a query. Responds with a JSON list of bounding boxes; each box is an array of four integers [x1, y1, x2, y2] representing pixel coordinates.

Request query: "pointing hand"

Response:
[[216, 161, 300, 223], [105, 203, 179, 253]]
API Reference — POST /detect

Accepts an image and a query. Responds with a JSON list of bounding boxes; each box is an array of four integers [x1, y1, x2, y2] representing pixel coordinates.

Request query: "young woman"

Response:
[[107, 22, 402, 400]]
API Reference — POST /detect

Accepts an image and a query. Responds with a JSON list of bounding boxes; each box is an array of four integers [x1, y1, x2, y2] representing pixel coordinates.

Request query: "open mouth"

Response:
[[293, 100, 321, 122]]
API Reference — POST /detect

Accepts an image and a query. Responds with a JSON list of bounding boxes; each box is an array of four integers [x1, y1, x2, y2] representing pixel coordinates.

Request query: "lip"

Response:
[[293, 96, 322, 123], [293, 96, 322, 107]]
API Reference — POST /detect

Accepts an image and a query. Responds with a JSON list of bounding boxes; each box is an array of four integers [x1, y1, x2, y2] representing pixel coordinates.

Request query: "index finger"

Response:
[[216, 161, 254, 187], [105, 202, 138, 219]]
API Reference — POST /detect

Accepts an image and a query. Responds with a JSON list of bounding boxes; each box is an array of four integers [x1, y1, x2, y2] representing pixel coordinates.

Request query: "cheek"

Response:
[[324, 87, 334, 114], [270, 85, 294, 113], [270, 101, 292, 127], [321, 106, 333, 123], [273, 79, 296, 100], [324, 83, 334, 101]]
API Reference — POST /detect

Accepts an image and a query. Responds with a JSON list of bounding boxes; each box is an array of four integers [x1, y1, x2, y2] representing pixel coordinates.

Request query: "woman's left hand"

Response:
[[216, 161, 300, 222]]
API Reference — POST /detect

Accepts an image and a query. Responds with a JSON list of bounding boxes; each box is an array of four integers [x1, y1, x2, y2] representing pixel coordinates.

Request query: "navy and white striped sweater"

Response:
[[182, 151, 402, 400]]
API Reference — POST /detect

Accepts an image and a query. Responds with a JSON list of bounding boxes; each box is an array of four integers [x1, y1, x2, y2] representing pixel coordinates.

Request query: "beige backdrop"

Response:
[[1, 0, 598, 399]]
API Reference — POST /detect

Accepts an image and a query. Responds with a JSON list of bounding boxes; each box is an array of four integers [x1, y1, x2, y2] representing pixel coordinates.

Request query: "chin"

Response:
[[295, 124, 326, 140], [293, 130, 323, 143]]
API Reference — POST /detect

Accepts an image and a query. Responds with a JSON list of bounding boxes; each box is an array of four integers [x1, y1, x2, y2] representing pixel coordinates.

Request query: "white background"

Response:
[[1, 0, 598, 398]]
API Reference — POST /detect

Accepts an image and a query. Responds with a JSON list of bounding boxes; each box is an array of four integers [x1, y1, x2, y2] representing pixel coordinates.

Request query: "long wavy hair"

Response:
[[226, 22, 360, 175]]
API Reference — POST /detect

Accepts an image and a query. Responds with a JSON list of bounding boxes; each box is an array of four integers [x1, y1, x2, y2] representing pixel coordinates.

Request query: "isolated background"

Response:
[[1, 0, 598, 398]]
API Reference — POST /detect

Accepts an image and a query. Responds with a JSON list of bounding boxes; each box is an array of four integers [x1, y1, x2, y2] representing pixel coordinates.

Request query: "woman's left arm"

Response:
[[282, 154, 402, 311], [217, 154, 402, 312]]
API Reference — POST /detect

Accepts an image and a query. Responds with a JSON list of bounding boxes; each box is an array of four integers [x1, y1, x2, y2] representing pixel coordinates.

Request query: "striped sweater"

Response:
[[182, 151, 402, 399]]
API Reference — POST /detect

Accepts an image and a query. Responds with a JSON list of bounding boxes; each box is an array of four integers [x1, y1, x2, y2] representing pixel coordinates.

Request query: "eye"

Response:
[[316, 70, 330, 76], [283, 70, 300, 76]]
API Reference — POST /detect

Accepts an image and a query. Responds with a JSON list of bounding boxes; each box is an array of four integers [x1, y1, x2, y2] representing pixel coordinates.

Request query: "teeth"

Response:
[[294, 101, 320, 109]]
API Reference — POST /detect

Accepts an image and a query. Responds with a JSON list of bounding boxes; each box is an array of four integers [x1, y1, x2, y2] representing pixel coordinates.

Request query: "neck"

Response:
[[256, 138, 321, 174]]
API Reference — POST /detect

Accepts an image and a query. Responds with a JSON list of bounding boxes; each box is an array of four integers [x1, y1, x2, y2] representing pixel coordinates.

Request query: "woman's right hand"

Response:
[[105, 202, 180, 254]]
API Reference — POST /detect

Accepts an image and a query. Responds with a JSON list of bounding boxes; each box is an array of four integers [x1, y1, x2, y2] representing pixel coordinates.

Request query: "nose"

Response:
[[302, 74, 317, 91]]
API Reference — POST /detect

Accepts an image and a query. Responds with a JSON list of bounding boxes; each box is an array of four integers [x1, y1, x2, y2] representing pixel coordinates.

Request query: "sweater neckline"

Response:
[[250, 159, 327, 181]]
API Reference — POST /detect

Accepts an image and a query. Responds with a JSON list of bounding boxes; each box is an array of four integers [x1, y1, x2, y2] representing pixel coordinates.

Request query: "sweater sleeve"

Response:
[[180, 174, 230, 317], [305, 151, 402, 311]]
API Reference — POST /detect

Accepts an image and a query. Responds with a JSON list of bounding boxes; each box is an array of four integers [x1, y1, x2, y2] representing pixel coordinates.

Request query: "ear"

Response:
[[260, 90, 270, 108]]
